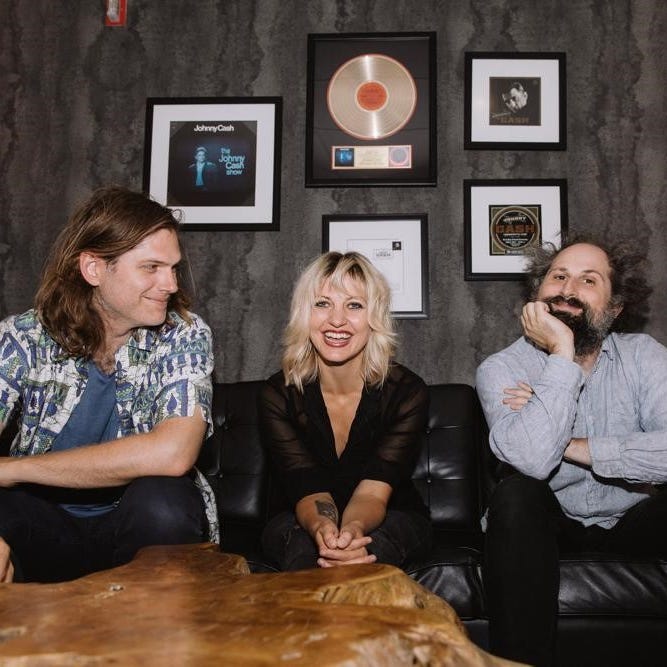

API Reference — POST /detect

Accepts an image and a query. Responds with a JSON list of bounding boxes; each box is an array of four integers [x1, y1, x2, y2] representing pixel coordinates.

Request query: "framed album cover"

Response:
[[322, 214, 429, 318], [464, 179, 568, 280], [306, 32, 437, 187], [143, 97, 282, 230], [464, 52, 566, 150]]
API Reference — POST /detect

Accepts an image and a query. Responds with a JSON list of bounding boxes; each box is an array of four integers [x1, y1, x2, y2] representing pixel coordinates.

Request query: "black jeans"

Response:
[[0, 476, 207, 582], [261, 509, 432, 572], [484, 473, 667, 667]]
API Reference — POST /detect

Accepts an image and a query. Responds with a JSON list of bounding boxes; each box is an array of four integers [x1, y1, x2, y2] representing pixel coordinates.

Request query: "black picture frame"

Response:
[[322, 213, 429, 318], [464, 179, 568, 280], [306, 32, 437, 187], [143, 97, 282, 231], [464, 52, 566, 150]]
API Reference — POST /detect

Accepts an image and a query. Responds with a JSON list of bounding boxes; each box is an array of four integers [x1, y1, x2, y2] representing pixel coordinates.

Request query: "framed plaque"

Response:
[[464, 52, 566, 150], [306, 33, 437, 187], [143, 97, 282, 230], [322, 214, 429, 318], [464, 179, 568, 280]]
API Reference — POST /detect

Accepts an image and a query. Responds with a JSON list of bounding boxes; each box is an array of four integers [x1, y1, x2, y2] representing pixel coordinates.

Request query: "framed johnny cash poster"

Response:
[[322, 214, 429, 318], [143, 97, 282, 230], [306, 32, 437, 187], [464, 179, 568, 280], [464, 52, 566, 150]]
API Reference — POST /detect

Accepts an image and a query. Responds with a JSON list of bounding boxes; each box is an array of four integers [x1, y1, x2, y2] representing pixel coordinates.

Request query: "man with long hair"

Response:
[[0, 187, 216, 582], [475, 236, 667, 666]]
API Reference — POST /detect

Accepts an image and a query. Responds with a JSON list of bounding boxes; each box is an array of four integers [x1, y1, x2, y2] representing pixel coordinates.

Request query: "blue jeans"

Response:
[[484, 473, 667, 667], [261, 509, 432, 571], [0, 476, 206, 582]]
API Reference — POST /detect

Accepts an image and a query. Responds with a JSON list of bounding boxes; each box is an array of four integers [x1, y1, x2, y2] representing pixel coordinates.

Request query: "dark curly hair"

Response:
[[524, 234, 652, 332]]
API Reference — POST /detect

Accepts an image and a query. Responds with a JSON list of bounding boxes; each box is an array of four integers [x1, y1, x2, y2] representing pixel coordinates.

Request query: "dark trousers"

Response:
[[0, 476, 207, 582], [261, 509, 432, 572], [484, 473, 667, 667]]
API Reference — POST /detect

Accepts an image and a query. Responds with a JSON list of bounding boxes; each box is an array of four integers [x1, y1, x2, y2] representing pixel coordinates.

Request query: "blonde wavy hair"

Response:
[[282, 251, 397, 391]]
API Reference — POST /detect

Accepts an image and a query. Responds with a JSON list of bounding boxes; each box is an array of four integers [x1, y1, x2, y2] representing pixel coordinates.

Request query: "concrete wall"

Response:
[[1, 0, 665, 383]]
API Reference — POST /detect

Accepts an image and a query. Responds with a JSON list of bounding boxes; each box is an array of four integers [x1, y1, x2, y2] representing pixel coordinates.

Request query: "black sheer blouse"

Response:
[[258, 363, 429, 517]]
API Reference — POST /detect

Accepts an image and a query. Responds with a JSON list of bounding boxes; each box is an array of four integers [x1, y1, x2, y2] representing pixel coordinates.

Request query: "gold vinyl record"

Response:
[[326, 54, 418, 140]]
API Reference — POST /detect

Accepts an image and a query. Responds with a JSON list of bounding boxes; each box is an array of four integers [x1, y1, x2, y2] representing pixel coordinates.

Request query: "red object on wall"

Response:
[[105, 0, 127, 27]]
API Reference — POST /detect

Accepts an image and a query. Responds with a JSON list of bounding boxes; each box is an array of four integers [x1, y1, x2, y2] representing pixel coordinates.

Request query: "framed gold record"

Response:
[[326, 54, 417, 140], [306, 32, 436, 187]]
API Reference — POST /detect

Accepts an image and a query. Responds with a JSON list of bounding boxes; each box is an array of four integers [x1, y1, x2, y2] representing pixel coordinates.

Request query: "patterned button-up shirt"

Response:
[[0, 309, 219, 542]]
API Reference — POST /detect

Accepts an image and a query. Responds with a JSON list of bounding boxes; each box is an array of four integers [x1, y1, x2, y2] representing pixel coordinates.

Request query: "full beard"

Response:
[[542, 296, 616, 357]]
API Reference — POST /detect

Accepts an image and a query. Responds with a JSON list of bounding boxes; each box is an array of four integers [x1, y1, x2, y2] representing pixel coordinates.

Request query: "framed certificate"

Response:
[[143, 97, 281, 230], [322, 214, 429, 318], [306, 33, 437, 187], [464, 179, 568, 280]]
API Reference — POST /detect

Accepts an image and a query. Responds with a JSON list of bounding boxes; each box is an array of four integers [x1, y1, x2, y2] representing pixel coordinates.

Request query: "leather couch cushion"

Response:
[[559, 554, 667, 616], [407, 546, 485, 620], [414, 384, 485, 532]]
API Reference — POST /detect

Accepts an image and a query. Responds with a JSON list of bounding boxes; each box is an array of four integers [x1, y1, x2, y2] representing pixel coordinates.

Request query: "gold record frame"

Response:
[[306, 32, 437, 187]]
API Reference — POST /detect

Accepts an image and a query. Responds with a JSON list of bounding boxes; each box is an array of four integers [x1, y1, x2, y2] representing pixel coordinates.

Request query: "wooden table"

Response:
[[0, 544, 521, 666]]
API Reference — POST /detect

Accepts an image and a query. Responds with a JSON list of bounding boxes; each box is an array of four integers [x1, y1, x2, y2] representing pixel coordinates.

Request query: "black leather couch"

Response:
[[202, 381, 667, 667]]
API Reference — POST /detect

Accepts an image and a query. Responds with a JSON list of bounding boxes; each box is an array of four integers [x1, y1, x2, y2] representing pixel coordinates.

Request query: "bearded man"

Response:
[[475, 238, 667, 667]]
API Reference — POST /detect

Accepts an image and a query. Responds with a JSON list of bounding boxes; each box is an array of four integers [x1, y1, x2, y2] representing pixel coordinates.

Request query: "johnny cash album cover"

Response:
[[488, 77, 542, 126], [166, 120, 257, 207]]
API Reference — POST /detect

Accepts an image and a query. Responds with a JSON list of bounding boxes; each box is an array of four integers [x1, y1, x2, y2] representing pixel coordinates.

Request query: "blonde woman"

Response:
[[259, 252, 431, 571]]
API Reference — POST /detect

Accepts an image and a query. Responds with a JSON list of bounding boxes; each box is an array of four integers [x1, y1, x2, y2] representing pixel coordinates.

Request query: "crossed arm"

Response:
[[501, 381, 591, 466], [485, 302, 667, 481], [476, 302, 590, 478]]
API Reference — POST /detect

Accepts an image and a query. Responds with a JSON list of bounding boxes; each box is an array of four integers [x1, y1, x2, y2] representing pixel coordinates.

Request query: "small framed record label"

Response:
[[322, 214, 429, 318], [464, 52, 566, 150], [464, 179, 568, 280], [306, 32, 437, 187], [143, 97, 281, 230], [489, 205, 541, 255]]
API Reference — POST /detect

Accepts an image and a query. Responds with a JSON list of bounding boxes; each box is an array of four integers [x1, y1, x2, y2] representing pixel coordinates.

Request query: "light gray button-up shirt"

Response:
[[476, 333, 667, 528]]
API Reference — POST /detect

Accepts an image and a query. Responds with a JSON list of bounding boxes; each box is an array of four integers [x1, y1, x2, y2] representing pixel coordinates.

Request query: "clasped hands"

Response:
[[313, 519, 376, 568]]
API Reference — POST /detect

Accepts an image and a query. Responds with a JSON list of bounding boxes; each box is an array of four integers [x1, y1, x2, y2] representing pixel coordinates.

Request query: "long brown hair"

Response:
[[35, 187, 190, 358]]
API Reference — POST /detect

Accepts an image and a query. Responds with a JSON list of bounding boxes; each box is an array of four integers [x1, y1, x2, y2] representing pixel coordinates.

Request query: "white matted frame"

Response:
[[143, 97, 281, 230], [322, 214, 429, 318], [464, 52, 566, 150], [464, 179, 568, 281]]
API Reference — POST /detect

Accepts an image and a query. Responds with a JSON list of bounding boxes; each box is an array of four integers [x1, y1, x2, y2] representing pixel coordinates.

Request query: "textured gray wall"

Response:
[[1, 1, 666, 384]]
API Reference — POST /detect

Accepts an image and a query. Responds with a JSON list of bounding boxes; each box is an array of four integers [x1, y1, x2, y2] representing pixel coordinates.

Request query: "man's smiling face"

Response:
[[535, 243, 622, 355]]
